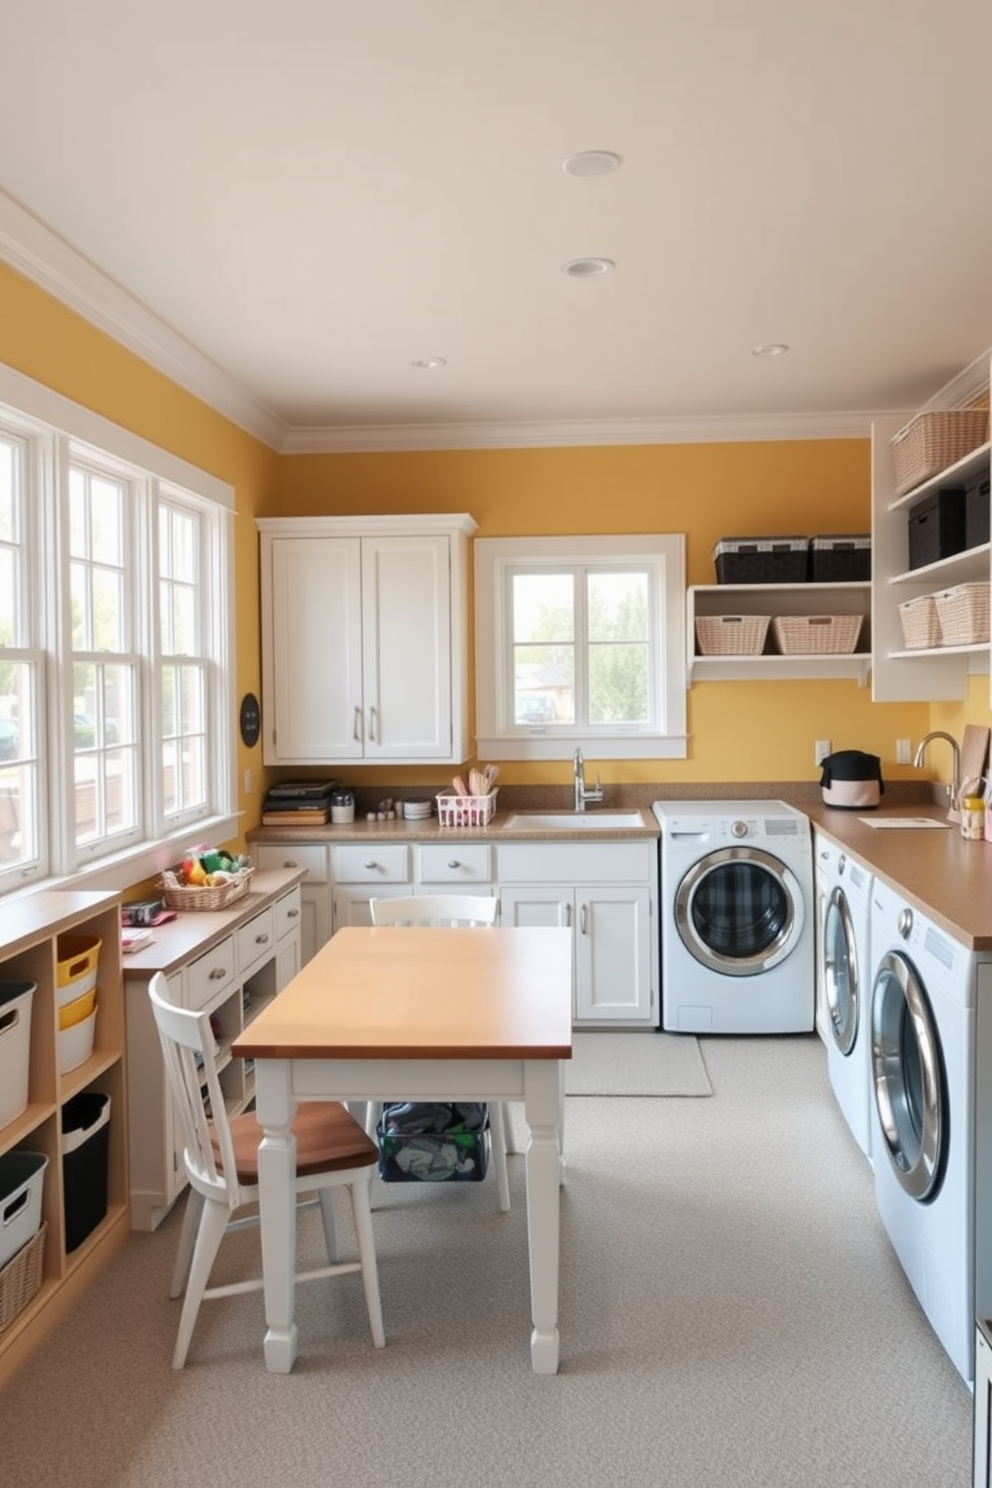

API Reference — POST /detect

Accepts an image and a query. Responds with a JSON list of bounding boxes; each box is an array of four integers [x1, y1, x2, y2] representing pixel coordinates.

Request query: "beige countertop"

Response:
[[247, 782, 992, 951]]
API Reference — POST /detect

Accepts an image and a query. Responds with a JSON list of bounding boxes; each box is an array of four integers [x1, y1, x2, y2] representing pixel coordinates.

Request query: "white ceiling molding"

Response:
[[281, 410, 889, 455], [0, 189, 288, 450]]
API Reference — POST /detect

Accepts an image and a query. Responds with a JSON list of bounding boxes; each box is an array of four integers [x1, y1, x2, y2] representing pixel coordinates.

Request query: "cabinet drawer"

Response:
[[417, 843, 492, 883], [237, 906, 275, 975], [255, 843, 329, 883], [331, 844, 410, 883], [187, 936, 236, 1011], [274, 886, 302, 941]]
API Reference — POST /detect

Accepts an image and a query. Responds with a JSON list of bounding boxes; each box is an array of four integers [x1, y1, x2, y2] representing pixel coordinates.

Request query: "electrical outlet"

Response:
[[896, 739, 911, 765], [243, 768, 252, 796], [814, 739, 831, 766]]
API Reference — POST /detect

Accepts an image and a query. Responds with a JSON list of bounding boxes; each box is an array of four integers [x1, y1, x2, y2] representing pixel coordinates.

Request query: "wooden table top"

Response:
[[233, 925, 574, 1062]]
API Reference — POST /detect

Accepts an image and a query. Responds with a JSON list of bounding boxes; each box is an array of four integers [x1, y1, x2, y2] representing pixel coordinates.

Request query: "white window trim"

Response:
[[475, 533, 687, 762], [0, 360, 238, 901]]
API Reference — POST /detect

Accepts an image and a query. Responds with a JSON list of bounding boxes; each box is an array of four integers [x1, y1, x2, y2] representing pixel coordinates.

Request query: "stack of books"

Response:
[[261, 779, 338, 825]]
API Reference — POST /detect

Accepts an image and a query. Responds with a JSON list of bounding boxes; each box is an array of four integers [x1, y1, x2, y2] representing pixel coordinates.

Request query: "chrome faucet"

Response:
[[573, 748, 604, 812], [913, 731, 961, 807]]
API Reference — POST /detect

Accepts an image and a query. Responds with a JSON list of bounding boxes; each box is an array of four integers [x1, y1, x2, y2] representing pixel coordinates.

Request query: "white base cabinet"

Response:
[[496, 841, 657, 1027], [123, 869, 304, 1231]]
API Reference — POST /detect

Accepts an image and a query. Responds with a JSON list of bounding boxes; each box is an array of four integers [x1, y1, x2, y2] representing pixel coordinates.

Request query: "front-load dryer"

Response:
[[653, 800, 814, 1034], [818, 837, 873, 1164], [869, 875, 992, 1384]]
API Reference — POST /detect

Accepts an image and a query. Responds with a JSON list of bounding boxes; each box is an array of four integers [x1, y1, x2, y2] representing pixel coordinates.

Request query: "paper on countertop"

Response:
[[857, 817, 951, 829]]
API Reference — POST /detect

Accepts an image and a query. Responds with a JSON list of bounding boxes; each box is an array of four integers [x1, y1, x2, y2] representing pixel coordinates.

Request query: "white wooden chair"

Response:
[[368, 894, 512, 1211], [147, 972, 385, 1368]]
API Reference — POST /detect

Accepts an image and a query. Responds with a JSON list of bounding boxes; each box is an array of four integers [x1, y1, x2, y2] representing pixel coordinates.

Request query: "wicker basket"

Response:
[[0, 1222, 45, 1334], [436, 791, 498, 828], [891, 409, 989, 499], [159, 868, 254, 912], [695, 615, 771, 656], [932, 582, 990, 647], [770, 615, 863, 655], [897, 594, 942, 650]]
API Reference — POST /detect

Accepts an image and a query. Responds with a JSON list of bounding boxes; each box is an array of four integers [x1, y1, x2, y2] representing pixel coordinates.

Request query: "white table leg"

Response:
[[255, 1059, 299, 1373], [523, 1060, 562, 1373]]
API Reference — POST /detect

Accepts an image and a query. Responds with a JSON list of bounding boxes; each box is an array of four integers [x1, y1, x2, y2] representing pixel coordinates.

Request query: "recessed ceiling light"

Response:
[[752, 344, 790, 358], [560, 257, 615, 278], [411, 356, 446, 370], [563, 150, 622, 178]]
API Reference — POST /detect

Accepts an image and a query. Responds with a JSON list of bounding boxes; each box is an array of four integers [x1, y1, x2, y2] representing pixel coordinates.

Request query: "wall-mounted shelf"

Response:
[[872, 406, 991, 703], [687, 582, 872, 686]]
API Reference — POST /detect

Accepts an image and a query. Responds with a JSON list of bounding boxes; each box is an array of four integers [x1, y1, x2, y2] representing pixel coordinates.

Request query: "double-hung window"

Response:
[[474, 534, 687, 761], [0, 364, 235, 901]]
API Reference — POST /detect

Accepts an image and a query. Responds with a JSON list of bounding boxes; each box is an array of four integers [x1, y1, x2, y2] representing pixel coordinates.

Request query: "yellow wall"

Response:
[[0, 261, 959, 819]]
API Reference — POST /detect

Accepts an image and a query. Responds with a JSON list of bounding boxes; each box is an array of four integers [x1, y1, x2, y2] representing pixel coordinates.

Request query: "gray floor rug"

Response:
[[565, 1030, 712, 1096]]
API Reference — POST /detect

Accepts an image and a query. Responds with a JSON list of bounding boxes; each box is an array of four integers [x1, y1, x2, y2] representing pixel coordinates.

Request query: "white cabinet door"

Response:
[[266, 535, 364, 762], [573, 885, 652, 1023], [333, 883, 413, 929], [362, 533, 452, 760], [258, 516, 476, 766], [500, 884, 571, 928]]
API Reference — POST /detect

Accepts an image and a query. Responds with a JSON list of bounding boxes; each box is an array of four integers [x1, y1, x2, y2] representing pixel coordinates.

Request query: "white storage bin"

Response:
[[0, 1151, 47, 1269], [0, 982, 35, 1129], [58, 1009, 96, 1074]]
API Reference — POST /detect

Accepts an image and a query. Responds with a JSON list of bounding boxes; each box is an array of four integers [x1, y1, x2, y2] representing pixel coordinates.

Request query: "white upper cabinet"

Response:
[[257, 514, 477, 765]]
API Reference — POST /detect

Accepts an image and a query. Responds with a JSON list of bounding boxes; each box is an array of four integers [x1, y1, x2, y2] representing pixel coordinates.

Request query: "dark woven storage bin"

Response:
[[809, 535, 871, 582], [376, 1103, 490, 1183], [965, 475, 991, 551], [713, 536, 808, 585], [907, 490, 966, 571]]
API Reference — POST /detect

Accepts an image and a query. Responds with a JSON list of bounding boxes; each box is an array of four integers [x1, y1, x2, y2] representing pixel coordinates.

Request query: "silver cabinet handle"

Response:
[[363, 861, 379, 871], [368, 706, 378, 742], [580, 903, 587, 935], [254, 933, 270, 946], [208, 966, 227, 981], [282, 859, 298, 869], [563, 902, 572, 929], [353, 706, 363, 742], [287, 907, 299, 918], [447, 859, 461, 869]]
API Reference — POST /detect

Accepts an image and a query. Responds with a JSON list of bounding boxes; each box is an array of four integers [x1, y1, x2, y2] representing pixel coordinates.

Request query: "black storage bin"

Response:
[[61, 1092, 110, 1252], [809, 534, 871, 582], [965, 475, 991, 551], [907, 489, 966, 570], [713, 536, 809, 584]]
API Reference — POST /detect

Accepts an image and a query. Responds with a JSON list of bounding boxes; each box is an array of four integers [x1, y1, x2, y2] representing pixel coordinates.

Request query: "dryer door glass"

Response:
[[675, 847, 802, 976], [825, 886, 859, 1056], [871, 950, 944, 1201]]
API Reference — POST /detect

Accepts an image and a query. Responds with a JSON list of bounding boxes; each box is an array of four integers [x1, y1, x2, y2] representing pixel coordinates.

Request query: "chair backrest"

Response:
[[147, 971, 241, 1210], [369, 894, 498, 927]]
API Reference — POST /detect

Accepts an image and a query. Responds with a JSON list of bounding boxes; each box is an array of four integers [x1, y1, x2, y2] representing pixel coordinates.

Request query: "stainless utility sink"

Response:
[[503, 811, 646, 831]]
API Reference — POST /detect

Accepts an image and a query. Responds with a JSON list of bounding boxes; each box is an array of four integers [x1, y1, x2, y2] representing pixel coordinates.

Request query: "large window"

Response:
[[0, 364, 236, 900], [475, 534, 686, 761]]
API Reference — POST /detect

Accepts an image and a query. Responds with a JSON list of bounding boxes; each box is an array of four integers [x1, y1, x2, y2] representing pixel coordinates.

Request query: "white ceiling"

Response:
[[1, 0, 991, 453]]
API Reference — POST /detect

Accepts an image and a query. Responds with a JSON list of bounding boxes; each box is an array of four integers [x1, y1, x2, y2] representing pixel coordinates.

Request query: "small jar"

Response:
[[330, 789, 355, 825], [960, 796, 984, 840]]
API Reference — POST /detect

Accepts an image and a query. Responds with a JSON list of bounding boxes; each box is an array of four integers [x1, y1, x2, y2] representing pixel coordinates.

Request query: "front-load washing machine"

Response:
[[818, 837, 873, 1164], [653, 800, 814, 1034], [869, 875, 992, 1384]]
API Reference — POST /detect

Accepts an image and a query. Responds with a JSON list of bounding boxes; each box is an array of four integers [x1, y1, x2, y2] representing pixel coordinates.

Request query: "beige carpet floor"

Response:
[[0, 1035, 973, 1488], [565, 1030, 711, 1096]]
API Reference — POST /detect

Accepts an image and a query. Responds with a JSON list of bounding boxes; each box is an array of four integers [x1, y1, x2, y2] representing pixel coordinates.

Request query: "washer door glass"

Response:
[[675, 847, 802, 976], [871, 950, 944, 1201], [825, 886, 859, 1056]]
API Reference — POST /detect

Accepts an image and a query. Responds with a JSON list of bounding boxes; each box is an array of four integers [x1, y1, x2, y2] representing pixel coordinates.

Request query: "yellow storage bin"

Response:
[[56, 935, 102, 1008], [58, 987, 97, 1031]]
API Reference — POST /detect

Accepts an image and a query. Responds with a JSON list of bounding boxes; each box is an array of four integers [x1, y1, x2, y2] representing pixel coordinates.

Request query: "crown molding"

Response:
[[281, 410, 887, 454], [0, 189, 288, 450]]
